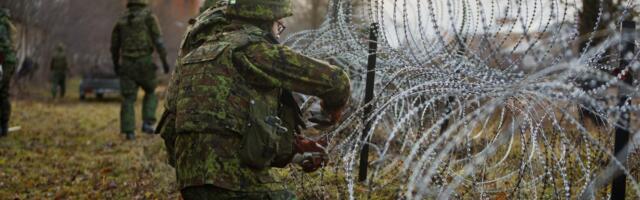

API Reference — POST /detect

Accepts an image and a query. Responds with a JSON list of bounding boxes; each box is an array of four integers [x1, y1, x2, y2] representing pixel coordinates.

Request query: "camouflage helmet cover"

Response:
[[56, 43, 65, 51], [225, 0, 293, 21], [128, 0, 149, 6]]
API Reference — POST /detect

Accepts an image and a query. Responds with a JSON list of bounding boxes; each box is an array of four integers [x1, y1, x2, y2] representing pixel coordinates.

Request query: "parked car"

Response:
[[79, 73, 120, 100]]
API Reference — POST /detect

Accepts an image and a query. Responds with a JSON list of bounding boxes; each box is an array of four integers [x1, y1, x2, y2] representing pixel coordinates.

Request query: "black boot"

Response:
[[142, 121, 155, 134], [125, 132, 136, 141]]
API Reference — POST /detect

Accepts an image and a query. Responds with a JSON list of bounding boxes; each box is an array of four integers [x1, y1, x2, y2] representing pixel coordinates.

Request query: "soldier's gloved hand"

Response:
[[293, 136, 328, 173], [320, 101, 346, 125]]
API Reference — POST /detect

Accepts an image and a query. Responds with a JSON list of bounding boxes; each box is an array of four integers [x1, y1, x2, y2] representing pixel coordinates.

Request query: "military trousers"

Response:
[[118, 56, 158, 134], [50, 73, 66, 98], [181, 184, 297, 200], [1, 59, 16, 132]]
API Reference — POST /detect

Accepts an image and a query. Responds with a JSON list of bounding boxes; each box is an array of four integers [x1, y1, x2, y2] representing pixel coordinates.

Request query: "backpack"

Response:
[[117, 9, 154, 57]]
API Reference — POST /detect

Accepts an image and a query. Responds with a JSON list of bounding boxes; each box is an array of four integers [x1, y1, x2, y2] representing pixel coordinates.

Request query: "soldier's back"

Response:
[[50, 52, 67, 73], [0, 17, 11, 51], [115, 8, 154, 58]]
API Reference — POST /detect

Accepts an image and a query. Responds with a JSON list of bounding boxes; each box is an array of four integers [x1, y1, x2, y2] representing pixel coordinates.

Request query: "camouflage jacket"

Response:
[[161, 9, 350, 192], [110, 6, 167, 61], [1, 14, 16, 85], [0, 15, 16, 63], [50, 50, 68, 75]]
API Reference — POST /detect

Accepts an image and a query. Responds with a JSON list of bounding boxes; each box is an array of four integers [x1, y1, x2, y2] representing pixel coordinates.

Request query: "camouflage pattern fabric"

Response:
[[181, 184, 297, 200], [119, 55, 158, 134], [0, 11, 16, 132], [226, 0, 293, 21], [160, 9, 350, 193], [50, 47, 68, 98], [111, 4, 165, 134], [111, 6, 166, 59]]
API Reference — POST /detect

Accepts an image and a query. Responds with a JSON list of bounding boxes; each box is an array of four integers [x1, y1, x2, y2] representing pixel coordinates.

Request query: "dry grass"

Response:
[[0, 80, 180, 199]]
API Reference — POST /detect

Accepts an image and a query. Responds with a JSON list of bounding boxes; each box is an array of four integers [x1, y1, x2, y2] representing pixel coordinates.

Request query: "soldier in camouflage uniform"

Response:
[[111, 0, 170, 140], [50, 43, 69, 98], [0, 8, 16, 137], [158, 0, 351, 199]]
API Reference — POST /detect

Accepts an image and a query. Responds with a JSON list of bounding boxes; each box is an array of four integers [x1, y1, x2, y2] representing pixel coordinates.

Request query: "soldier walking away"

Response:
[[158, 1, 351, 199], [111, 0, 170, 140], [50, 43, 69, 98], [0, 8, 16, 138]]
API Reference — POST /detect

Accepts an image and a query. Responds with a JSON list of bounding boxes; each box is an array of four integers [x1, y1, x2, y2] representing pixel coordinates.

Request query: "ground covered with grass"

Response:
[[0, 81, 347, 200], [1, 81, 639, 199], [0, 81, 181, 199]]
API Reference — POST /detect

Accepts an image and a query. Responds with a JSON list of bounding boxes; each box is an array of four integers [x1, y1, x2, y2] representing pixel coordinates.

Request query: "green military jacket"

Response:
[[161, 9, 350, 192], [110, 5, 167, 74], [50, 50, 68, 76], [0, 14, 16, 84]]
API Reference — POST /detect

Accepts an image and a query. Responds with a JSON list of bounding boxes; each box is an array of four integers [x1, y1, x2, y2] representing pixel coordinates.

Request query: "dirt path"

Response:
[[0, 94, 180, 199]]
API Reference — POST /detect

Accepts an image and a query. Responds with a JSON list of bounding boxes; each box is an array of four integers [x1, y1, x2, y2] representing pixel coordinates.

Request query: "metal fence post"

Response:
[[359, 23, 379, 182], [611, 19, 635, 200]]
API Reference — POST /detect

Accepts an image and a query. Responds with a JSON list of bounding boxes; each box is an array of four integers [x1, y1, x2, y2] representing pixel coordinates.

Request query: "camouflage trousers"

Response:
[[1, 57, 16, 130], [181, 185, 297, 200], [50, 73, 66, 98], [118, 56, 158, 134]]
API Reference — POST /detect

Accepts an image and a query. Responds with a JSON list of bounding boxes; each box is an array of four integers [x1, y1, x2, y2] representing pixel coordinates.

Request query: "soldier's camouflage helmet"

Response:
[[56, 43, 65, 51], [128, 0, 149, 6], [225, 0, 293, 21]]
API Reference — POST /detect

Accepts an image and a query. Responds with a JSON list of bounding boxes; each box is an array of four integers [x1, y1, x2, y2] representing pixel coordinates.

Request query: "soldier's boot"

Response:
[[142, 121, 155, 134], [51, 83, 58, 98], [125, 132, 136, 140], [120, 79, 137, 140], [141, 84, 157, 135]]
